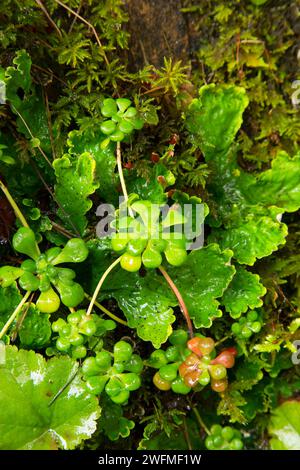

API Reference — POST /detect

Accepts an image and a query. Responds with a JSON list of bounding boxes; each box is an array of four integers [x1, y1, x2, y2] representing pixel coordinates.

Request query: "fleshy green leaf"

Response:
[[0, 266, 23, 288], [269, 401, 300, 450], [67, 129, 118, 203], [171, 190, 209, 243], [0, 346, 100, 450], [168, 244, 235, 328], [18, 305, 51, 349], [186, 84, 249, 158], [53, 152, 99, 235], [221, 267, 266, 318], [99, 396, 135, 441], [248, 151, 300, 213]]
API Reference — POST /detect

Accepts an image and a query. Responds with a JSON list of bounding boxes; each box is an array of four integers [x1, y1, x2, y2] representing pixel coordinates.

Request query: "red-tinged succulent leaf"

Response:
[[211, 350, 236, 368]]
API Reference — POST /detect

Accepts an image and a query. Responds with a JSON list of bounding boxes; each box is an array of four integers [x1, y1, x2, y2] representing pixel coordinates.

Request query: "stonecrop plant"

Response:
[[0, 0, 299, 453]]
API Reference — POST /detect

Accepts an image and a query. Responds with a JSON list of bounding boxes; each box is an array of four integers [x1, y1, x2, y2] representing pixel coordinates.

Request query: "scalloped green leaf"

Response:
[[269, 401, 300, 450], [0, 346, 100, 450], [211, 213, 288, 265], [77, 240, 176, 348], [67, 129, 117, 203], [99, 396, 135, 441], [4, 50, 51, 152], [19, 305, 51, 349], [0, 284, 21, 330], [53, 152, 99, 235], [248, 151, 300, 213], [110, 273, 176, 348], [168, 244, 235, 328], [5, 51, 31, 106], [204, 148, 255, 227], [126, 163, 175, 204], [221, 267, 266, 318], [186, 84, 249, 158]]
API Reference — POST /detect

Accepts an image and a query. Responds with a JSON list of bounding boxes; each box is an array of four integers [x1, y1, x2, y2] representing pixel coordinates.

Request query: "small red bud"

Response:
[[169, 134, 179, 145], [123, 162, 134, 169], [223, 347, 238, 357], [151, 152, 160, 163], [167, 189, 176, 198], [157, 175, 166, 185]]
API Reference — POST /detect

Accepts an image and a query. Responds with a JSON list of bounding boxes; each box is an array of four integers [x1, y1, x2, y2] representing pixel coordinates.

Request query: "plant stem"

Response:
[[53, 0, 110, 67], [12, 106, 53, 167], [116, 142, 129, 203], [0, 180, 41, 255], [0, 291, 32, 340], [35, 0, 62, 37], [182, 417, 193, 450], [0, 180, 29, 228], [51, 221, 74, 239], [192, 405, 211, 435], [10, 293, 34, 343], [84, 293, 127, 326], [158, 265, 193, 338], [86, 257, 122, 316], [116, 142, 134, 217], [214, 334, 232, 347]]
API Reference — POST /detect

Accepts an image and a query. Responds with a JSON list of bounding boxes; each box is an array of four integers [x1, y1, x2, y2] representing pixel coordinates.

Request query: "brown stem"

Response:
[[53, 0, 110, 67], [32, 64, 68, 86], [190, 403, 211, 436], [35, 0, 62, 37], [69, 0, 82, 32], [11, 293, 34, 342], [182, 417, 193, 450], [50, 221, 74, 239], [44, 91, 56, 160], [158, 265, 193, 337]]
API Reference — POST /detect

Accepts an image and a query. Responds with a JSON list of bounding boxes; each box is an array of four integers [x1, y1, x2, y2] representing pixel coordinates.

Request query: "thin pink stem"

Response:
[[159, 265, 194, 338]]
